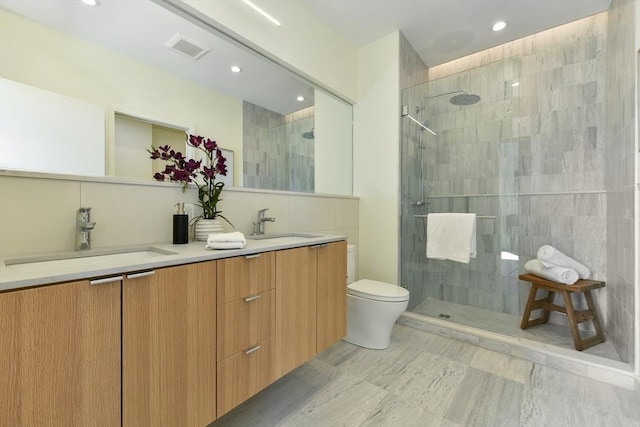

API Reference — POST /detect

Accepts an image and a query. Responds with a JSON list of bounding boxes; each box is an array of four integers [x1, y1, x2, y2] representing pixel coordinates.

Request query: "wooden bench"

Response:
[[518, 273, 605, 351]]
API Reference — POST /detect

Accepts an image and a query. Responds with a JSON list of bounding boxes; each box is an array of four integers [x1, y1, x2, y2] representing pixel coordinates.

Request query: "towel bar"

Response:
[[413, 215, 497, 219]]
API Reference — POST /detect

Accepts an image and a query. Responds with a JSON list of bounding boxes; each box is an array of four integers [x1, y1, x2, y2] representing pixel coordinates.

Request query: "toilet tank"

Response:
[[347, 245, 356, 285]]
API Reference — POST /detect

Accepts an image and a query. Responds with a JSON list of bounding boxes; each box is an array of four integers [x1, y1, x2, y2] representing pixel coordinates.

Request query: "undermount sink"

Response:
[[247, 232, 322, 241], [4, 246, 177, 267]]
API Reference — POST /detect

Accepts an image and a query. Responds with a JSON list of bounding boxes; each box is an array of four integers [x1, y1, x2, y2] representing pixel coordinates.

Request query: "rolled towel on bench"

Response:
[[537, 245, 590, 279], [524, 259, 579, 285]]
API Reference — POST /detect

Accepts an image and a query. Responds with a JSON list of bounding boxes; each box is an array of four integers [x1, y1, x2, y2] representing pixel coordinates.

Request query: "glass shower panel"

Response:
[[400, 58, 522, 323]]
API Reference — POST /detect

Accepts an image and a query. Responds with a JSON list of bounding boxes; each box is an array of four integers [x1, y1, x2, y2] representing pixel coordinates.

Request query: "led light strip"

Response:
[[241, 0, 281, 27]]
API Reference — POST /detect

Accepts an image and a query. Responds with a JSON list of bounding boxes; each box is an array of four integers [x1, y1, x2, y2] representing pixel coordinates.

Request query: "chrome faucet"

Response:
[[252, 208, 276, 235], [76, 207, 96, 250]]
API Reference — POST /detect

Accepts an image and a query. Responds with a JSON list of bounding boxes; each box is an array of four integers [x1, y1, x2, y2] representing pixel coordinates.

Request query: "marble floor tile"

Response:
[[360, 394, 461, 427], [445, 368, 523, 427], [470, 347, 534, 384], [382, 351, 469, 416], [210, 324, 639, 427]]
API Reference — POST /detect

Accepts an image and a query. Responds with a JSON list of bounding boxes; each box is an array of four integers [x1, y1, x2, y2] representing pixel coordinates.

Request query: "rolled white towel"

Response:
[[206, 231, 246, 244], [524, 259, 579, 285], [205, 241, 245, 250], [537, 245, 590, 279]]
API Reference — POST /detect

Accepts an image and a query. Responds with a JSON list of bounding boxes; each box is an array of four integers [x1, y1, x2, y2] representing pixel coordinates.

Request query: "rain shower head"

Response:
[[423, 90, 481, 106], [449, 93, 481, 105], [302, 128, 315, 139]]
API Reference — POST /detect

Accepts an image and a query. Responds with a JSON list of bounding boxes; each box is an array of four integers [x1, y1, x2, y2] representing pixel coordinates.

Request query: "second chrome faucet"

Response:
[[76, 207, 96, 250], [252, 208, 275, 235]]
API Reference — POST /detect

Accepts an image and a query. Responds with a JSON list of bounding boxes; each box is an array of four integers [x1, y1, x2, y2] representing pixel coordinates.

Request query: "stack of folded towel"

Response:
[[524, 245, 591, 285], [205, 231, 246, 250]]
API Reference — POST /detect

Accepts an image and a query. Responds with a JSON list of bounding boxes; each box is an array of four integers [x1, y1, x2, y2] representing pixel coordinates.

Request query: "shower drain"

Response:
[[438, 313, 451, 319]]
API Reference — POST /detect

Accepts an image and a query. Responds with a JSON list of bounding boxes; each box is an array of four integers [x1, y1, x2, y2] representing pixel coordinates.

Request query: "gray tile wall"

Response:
[[242, 101, 315, 192], [399, 13, 632, 358], [604, 0, 636, 365]]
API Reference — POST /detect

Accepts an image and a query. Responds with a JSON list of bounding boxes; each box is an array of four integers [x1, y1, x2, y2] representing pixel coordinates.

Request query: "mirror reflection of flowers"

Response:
[[148, 134, 232, 225]]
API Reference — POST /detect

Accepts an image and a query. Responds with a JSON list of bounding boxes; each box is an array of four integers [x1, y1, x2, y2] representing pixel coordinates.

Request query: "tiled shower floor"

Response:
[[412, 297, 621, 361]]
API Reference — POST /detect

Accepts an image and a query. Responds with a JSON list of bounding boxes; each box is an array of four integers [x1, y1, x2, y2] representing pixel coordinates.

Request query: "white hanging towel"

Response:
[[426, 213, 476, 264], [536, 245, 591, 279]]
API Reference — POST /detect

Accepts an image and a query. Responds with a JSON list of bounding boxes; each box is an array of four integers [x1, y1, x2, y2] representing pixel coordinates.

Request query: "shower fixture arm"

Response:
[[422, 89, 467, 102], [402, 111, 437, 135]]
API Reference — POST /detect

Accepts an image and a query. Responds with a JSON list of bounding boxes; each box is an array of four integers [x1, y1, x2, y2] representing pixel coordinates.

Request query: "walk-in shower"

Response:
[[399, 55, 617, 362]]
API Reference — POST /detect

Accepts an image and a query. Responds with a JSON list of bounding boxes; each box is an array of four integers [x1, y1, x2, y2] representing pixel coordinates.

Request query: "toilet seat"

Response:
[[347, 279, 410, 302]]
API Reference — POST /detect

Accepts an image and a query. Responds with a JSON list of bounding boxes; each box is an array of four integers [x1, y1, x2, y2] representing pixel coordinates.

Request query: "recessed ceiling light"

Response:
[[81, 0, 99, 6], [240, 0, 281, 27], [296, 96, 305, 102], [231, 65, 242, 73], [511, 82, 520, 87], [492, 21, 507, 32]]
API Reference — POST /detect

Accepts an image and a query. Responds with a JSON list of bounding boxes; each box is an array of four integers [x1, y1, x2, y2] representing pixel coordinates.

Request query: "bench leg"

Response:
[[520, 285, 554, 329], [561, 290, 584, 350], [562, 290, 605, 351], [584, 290, 606, 344]]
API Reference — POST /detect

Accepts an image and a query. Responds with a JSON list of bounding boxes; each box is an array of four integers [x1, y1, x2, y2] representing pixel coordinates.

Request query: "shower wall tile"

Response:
[[243, 101, 315, 192]]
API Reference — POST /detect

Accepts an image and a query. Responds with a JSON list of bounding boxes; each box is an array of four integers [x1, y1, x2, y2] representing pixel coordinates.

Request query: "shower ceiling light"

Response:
[[492, 21, 507, 31], [240, 0, 281, 27], [297, 96, 305, 101], [230, 65, 242, 73]]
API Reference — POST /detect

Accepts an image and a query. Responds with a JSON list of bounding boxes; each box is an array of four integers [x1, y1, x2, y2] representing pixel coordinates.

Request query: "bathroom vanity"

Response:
[[0, 235, 347, 426]]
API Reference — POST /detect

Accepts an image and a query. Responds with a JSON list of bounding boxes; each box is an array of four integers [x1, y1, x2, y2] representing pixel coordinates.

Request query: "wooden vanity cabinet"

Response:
[[0, 240, 346, 425], [275, 241, 348, 379], [216, 252, 276, 417], [276, 241, 347, 378], [316, 240, 348, 352], [0, 279, 121, 426], [122, 261, 217, 427], [275, 246, 318, 378]]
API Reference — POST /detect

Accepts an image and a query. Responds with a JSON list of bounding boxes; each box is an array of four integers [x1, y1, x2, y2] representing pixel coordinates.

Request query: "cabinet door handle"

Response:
[[244, 344, 262, 355], [126, 270, 155, 280], [90, 276, 123, 285], [244, 294, 262, 302], [245, 254, 261, 259], [311, 243, 329, 249]]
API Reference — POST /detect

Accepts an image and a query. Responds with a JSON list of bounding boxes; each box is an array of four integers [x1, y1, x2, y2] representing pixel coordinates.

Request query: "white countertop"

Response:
[[0, 234, 346, 292]]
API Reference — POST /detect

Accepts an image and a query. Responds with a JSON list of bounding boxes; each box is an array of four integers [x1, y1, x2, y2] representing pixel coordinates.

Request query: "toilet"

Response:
[[343, 245, 410, 350]]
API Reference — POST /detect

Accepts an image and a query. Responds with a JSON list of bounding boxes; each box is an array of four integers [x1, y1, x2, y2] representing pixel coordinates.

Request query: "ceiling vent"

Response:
[[164, 33, 210, 60]]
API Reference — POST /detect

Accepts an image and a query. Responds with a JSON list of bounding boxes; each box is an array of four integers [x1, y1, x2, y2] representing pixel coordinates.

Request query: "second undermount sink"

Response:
[[4, 246, 177, 267], [247, 232, 322, 241]]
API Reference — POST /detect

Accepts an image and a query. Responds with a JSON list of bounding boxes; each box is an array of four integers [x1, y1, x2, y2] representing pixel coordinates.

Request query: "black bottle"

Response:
[[173, 203, 189, 244]]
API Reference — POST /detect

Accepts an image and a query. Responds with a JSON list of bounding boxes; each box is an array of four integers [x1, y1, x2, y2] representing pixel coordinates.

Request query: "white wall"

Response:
[[314, 90, 353, 195], [183, 0, 357, 102], [353, 32, 401, 284]]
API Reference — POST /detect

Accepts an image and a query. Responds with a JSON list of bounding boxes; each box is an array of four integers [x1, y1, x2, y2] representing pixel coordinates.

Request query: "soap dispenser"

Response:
[[173, 203, 189, 244]]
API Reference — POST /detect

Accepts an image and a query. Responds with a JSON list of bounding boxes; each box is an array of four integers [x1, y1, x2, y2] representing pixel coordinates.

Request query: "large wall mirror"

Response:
[[0, 0, 353, 195]]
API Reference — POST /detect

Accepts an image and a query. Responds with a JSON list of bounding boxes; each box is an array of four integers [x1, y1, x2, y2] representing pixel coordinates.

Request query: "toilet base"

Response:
[[343, 293, 408, 350]]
